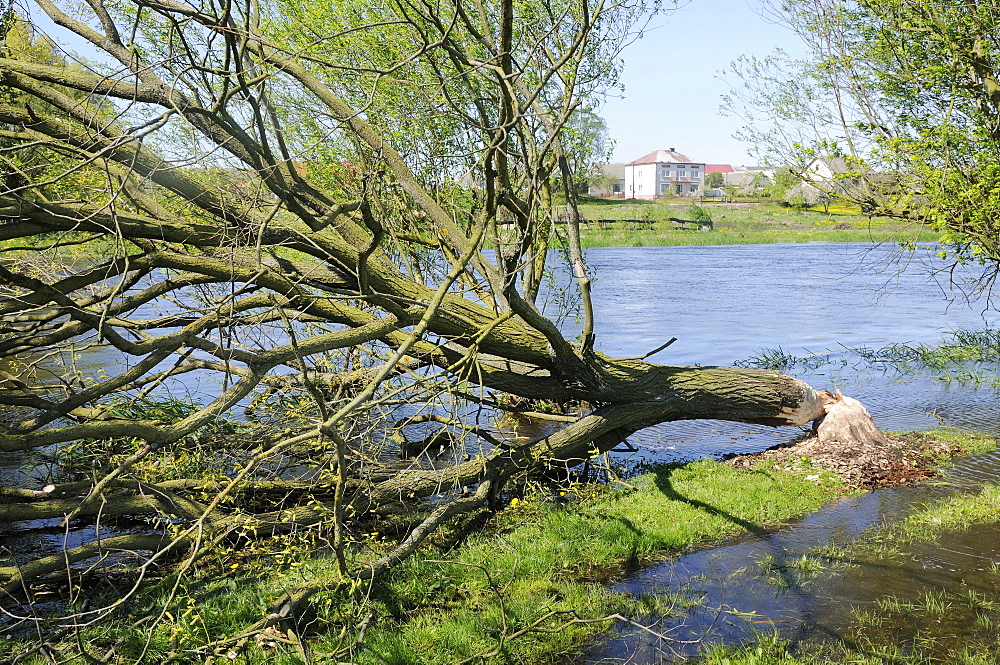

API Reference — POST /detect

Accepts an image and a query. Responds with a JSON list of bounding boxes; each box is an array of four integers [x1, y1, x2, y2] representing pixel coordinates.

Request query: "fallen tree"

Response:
[[0, 0, 886, 649]]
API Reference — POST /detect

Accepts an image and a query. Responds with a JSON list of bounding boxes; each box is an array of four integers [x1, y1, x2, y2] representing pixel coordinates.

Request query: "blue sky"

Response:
[[602, 1, 805, 167]]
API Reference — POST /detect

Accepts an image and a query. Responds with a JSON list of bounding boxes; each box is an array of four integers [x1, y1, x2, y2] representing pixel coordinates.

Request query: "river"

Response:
[[571, 242, 999, 465], [2, 242, 999, 656]]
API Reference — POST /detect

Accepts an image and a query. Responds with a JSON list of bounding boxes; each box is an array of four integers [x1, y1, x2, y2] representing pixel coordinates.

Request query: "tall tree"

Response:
[[727, 0, 1000, 268], [0, 0, 881, 652]]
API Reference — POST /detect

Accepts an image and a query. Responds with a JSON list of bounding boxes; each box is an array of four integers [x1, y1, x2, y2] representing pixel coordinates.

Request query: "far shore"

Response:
[[572, 198, 939, 248]]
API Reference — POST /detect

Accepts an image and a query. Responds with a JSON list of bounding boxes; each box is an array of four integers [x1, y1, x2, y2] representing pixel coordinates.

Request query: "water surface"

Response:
[[575, 243, 999, 464]]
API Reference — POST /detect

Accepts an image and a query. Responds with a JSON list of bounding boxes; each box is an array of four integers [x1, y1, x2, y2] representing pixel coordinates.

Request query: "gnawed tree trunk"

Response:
[[816, 390, 889, 447]]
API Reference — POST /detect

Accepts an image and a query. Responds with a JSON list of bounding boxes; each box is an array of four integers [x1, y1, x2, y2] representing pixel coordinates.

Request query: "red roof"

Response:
[[628, 149, 698, 165], [705, 164, 735, 174]]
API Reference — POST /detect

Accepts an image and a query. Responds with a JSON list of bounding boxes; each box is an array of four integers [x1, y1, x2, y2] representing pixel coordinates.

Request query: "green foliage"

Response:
[[565, 108, 614, 191], [764, 167, 800, 201], [728, 1, 1000, 264], [50, 395, 247, 483], [687, 203, 713, 223], [0, 15, 123, 213]]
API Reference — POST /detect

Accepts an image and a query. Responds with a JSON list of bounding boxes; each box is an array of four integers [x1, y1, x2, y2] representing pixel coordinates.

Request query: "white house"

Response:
[[804, 156, 866, 195], [624, 149, 706, 198], [724, 166, 778, 196]]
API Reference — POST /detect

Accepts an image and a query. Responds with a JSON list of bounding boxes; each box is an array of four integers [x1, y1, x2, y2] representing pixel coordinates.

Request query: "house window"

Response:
[[638, 184, 642, 192], [660, 183, 669, 194], [690, 184, 698, 193]]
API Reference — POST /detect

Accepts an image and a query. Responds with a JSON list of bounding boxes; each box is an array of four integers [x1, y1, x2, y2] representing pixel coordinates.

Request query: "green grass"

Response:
[[1, 459, 842, 664], [5, 431, 991, 664], [273, 461, 840, 664], [574, 200, 938, 247]]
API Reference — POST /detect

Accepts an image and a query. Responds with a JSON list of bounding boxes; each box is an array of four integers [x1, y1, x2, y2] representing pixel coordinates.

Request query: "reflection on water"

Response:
[[583, 450, 1000, 664]]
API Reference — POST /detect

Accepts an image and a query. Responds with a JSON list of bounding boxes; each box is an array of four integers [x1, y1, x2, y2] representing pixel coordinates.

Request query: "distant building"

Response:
[[804, 156, 864, 195], [724, 166, 777, 196], [624, 149, 706, 198], [805, 156, 850, 183], [586, 163, 626, 197], [704, 164, 736, 193]]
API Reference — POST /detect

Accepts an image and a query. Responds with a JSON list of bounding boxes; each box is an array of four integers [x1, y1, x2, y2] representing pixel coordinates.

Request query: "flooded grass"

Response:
[[577, 431, 998, 665], [738, 329, 1000, 388], [689, 447, 1000, 665], [703, 580, 1000, 665], [843, 469, 1000, 557]]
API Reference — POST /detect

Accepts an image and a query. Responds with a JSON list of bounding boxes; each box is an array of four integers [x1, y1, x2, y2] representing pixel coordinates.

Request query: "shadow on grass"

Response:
[[649, 464, 764, 535]]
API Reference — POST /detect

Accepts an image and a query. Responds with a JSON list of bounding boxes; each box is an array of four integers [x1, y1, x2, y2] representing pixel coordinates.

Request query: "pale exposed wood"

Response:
[[817, 390, 889, 447]]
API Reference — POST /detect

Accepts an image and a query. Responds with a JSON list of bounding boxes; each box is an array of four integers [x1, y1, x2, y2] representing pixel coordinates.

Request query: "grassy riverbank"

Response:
[[0, 201, 936, 259], [7, 431, 989, 665], [4, 459, 841, 664], [574, 199, 938, 247]]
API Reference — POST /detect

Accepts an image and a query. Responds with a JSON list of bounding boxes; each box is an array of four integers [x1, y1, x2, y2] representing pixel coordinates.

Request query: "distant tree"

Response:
[[764, 167, 801, 200], [687, 203, 713, 224], [817, 191, 832, 213], [564, 108, 614, 193], [705, 171, 724, 188], [784, 182, 820, 208]]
